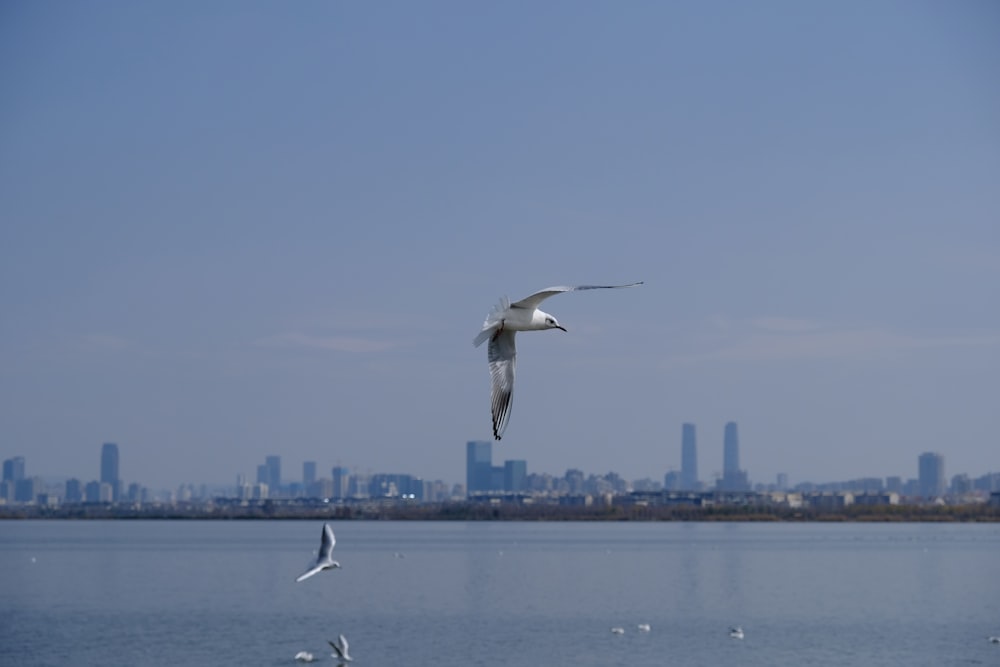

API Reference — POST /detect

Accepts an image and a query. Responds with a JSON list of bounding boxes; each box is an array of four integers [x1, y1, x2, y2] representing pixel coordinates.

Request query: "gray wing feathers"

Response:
[[488, 329, 517, 439], [512, 282, 643, 310]]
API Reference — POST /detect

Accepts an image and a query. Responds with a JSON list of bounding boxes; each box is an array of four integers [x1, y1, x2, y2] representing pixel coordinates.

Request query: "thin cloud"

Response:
[[254, 333, 398, 353], [660, 317, 1000, 367], [82, 333, 137, 350]]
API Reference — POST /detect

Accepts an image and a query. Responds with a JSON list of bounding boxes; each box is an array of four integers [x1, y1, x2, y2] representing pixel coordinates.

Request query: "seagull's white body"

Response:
[[730, 626, 745, 639], [295, 523, 341, 583], [294, 651, 316, 662], [473, 282, 642, 439], [610, 627, 625, 635], [637, 623, 651, 632], [329, 634, 352, 662]]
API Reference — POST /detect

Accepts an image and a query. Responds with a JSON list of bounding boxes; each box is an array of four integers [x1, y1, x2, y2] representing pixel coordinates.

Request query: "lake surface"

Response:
[[1, 520, 998, 666]]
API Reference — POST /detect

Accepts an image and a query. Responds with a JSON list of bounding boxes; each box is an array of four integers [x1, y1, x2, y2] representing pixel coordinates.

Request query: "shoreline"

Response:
[[2, 502, 998, 522]]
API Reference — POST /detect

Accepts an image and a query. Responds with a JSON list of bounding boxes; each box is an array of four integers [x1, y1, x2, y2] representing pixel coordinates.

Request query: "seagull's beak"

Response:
[[556, 325, 567, 332]]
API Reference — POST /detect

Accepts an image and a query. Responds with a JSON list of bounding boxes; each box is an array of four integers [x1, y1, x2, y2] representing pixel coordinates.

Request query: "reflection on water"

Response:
[[1, 521, 999, 667]]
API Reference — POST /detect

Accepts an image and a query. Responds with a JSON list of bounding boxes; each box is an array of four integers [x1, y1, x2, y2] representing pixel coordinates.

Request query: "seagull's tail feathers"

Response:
[[473, 296, 510, 347]]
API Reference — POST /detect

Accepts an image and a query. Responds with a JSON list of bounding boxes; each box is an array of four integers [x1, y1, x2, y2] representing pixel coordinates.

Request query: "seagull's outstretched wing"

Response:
[[329, 634, 351, 661], [296, 564, 324, 583], [318, 523, 336, 561], [511, 282, 643, 311], [488, 329, 516, 440]]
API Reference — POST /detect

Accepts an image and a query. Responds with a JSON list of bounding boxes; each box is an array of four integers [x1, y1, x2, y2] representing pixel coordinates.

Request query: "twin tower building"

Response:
[[679, 421, 750, 492]]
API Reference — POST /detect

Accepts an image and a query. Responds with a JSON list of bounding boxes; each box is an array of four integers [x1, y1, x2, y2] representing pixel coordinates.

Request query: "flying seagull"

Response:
[[329, 634, 352, 662], [473, 282, 642, 439], [729, 626, 745, 640], [295, 523, 341, 583]]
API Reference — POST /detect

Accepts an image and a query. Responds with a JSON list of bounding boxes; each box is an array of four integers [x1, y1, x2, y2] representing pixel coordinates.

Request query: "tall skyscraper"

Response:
[[265, 455, 281, 493], [100, 443, 120, 502], [718, 422, 750, 492], [466, 441, 493, 495], [723, 422, 739, 475], [680, 423, 698, 490], [303, 461, 317, 487], [3, 456, 25, 482], [918, 452, 945, 499]]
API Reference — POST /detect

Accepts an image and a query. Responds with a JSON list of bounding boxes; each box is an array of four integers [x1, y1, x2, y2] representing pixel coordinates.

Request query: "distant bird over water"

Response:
[[473, 282, 643, 439], [295, 523, 340, 583], [637, 623, 651, 632], [610, 627, 625, 635], [329, 634, 352, 662], [294, 651, 316, 662], [729, 626, 745, 639]]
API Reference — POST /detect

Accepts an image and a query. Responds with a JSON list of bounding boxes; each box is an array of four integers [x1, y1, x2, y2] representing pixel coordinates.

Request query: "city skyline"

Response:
[[3, 429, 996, 502]]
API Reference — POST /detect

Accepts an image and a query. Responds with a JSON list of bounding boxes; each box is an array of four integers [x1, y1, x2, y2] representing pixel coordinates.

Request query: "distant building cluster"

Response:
[[232, 455, 457, 503], [2, 443, 153, 507], [2, 427, 999, 510]]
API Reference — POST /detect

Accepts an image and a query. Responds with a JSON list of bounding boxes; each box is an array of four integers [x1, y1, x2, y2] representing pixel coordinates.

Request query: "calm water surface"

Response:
[[1, 520, 998, 666]]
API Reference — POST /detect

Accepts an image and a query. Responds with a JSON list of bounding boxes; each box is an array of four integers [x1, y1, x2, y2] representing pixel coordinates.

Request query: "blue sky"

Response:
[[2, 1, 998, 490]]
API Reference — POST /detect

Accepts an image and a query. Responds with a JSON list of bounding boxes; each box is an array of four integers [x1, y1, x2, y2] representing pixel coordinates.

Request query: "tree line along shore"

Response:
[[2, 501, 998, 522]]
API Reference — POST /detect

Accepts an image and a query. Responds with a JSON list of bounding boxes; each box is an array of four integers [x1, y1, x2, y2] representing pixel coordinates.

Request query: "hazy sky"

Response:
[[2, 1, 998, 491]]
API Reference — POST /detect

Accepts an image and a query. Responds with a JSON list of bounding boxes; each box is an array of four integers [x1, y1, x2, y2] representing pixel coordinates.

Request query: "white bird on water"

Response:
[[329, 634, 352, 662], [729, 626, 745, 640], [294, 651, 316, 662], [473, 282, 643, 440], [295, 523, 341, 583], [610, 627, 625, 635], [637, 623, 651, 632]]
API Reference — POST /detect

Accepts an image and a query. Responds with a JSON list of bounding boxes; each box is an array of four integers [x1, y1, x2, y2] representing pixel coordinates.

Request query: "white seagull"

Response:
[[729, 626, 745, 640], [637, 623, 651, 632], [328, 634, 352, 662], [294, 651, 316, 662], [472, 282, 643, 439], [610, 627, 625, 635], [295, 523, 341, 583]]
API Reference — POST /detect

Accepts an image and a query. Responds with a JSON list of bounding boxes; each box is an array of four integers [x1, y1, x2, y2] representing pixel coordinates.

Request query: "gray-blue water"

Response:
[[1, 520, 999, 666]]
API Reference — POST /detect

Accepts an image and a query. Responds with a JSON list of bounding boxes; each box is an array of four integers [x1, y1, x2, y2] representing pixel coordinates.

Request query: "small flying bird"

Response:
[[610, 627, 625, 635], [328, 634, 352, 662], [637, 623, 651, 632], [729, 626, 745, 640], [473, 282, 643, 439], [295, 523, 341, 583]]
